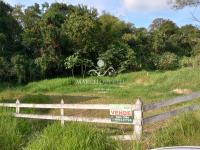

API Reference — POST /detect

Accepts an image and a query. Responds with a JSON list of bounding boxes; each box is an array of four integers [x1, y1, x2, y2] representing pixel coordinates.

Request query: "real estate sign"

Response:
[[110, 105, 133, 123]]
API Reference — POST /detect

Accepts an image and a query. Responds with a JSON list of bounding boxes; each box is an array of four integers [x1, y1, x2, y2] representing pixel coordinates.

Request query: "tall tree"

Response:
[[171, 0, 200, 9], [0, 1, 22, 82], [0, 1, 22, 57], [62, 5, 100, 62], [37, 3, 69, 77], [99, 13, 134, 51], [149, 18, 169, 31], [151, 20, 179, 54], [179, 25, 200, 56], [20, 3, 43, 57], [170, 0, 200, 22], [11, 54, 28, 84]]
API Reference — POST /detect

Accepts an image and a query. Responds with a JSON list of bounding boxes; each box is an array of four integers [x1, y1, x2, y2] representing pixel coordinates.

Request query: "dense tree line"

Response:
[[0, 1, 200, 83]]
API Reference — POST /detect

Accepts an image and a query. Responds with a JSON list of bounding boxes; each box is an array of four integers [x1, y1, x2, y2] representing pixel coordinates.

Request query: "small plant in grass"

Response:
[[67, 78, 76, 85], [179, 56, 194, 68], [157, 52, 179, 70], [25, 122, 121, 150]]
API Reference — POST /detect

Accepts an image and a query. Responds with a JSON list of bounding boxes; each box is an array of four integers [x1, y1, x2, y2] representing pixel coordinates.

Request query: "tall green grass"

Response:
[[25, 122, 121, 150], [0, 68, 200, 150], [0, 108, 120, 150], [0, 108, 51, 150], [151, 112, 200, 147], [0, 108, 22, 150], [1, 68, 200, 103], [133, 112, 200, 150]]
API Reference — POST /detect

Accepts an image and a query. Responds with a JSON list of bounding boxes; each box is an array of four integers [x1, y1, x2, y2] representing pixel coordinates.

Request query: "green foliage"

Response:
[[151, 20, 179, 54], [64, 54, 77, 77], [179, 56, 194, 68], [25, 123, 120, 150], [100, 42, 137, 72], [62, 5, 99, 55], [1, 1, 200, 82], [99, 13, 134, 50], [180, 55, 200, 69], [0, 1, 22, 57], [149, 18, 169, 31], [0, 57, 11, 81], [11, 54, 28, 84], [0, 33, 6, 51], [193, 42, 200, 56], [34, 53, 56, 78], [178, 25, 200, 56], [157, 52, 179, 70], [131, 28, 151, 69], [118, 47, 138, 73], [64, 53, 79, 70], [64, 53, 93, 77], [194, 54, 200, 67]]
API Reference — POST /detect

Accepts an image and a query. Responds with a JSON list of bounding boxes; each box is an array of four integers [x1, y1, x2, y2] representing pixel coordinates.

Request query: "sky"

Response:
[[5, 0, 200, 28]]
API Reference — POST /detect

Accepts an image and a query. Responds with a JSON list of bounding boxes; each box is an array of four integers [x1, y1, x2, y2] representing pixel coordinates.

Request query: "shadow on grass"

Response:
[[1, 94, 100, 104], [1, 94, 100, 114], [47, 94, 100, 104]]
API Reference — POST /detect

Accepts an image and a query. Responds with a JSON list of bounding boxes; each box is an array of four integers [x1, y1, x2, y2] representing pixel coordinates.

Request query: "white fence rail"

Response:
[[143, 92, 200, 111], [0, 92, 200, 141], [0, 99, 142, 141]]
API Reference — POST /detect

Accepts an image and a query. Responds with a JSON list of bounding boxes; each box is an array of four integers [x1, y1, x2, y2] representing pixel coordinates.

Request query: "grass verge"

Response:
[[25, 122, 121, 150]]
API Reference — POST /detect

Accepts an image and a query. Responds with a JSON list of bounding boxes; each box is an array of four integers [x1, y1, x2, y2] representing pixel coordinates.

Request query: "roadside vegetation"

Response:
[[1, 67, 200, 103], [132, 111, 200, 150], [25, 123, 120, 150], [0, 68, 200, 150], [151, 112, 200, 147], [1, 108, 199, 150]]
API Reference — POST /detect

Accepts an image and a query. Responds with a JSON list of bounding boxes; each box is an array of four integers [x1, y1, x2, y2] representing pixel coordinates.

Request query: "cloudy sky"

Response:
[[5, 0, 200, 28]]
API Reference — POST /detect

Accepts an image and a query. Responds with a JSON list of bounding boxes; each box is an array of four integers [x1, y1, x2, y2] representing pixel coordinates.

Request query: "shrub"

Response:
[[195, 55, 200, 67], [67, 78, 76, 85], [179, 56, 194, 68], [25, 123, 121, 150], [157, 52, 179, 70], [193, 42, 200, 56], [149, 54, 160, 70], [100, 42, 137, 73]]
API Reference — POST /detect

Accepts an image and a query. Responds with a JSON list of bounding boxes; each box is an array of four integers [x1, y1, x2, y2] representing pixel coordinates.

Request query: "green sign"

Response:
[[111, 116, 133, 123], [110, 105, 133, 123]]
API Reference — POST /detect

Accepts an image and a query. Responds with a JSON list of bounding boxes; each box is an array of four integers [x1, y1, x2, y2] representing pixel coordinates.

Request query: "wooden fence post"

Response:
[[60, 99, 64, 126], [134, 98, 143, 141], [16, 99, 20, 114]]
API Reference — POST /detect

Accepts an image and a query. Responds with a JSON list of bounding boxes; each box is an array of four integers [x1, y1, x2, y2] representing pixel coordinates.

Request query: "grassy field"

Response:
[[0, 67, 200, 149]]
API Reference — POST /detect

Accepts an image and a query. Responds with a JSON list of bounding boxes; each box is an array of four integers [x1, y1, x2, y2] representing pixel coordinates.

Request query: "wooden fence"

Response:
[[0, 92, 200, 141]]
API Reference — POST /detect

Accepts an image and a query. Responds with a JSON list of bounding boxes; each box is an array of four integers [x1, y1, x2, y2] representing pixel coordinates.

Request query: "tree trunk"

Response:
[[83, 65, 87, 78], [72, 69, 74, 78], [81, 65, 84, 78]]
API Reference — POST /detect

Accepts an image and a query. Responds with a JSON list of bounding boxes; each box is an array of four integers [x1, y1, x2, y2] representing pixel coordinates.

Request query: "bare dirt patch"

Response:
[[172, 88, 192, 94]]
